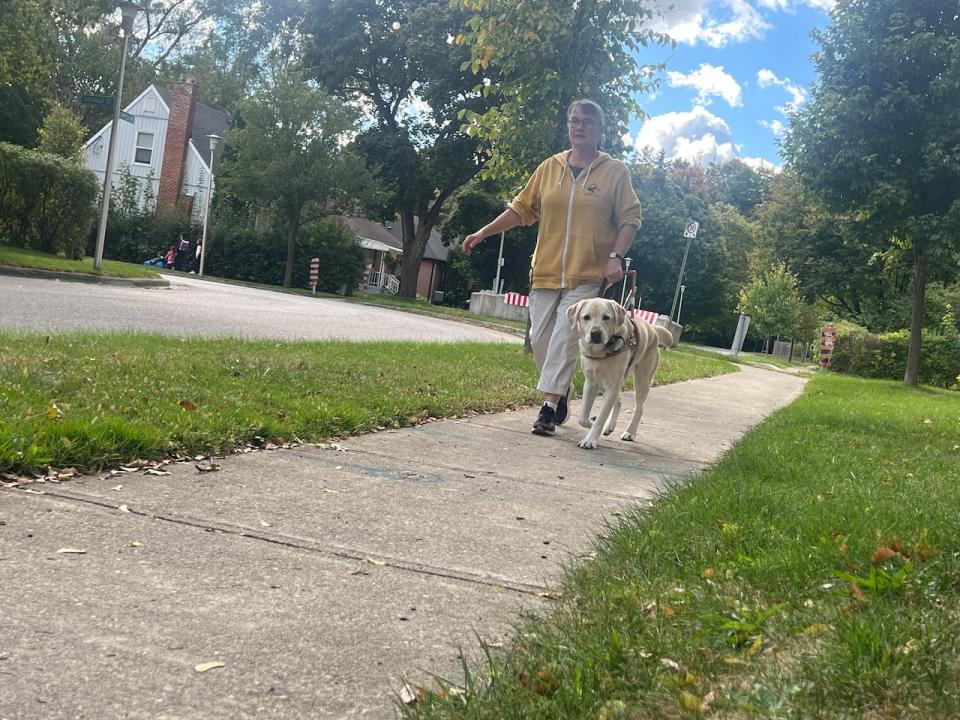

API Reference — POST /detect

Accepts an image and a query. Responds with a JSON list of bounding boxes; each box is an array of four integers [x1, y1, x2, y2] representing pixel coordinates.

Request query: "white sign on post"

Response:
[[683, 221, 700, 239]]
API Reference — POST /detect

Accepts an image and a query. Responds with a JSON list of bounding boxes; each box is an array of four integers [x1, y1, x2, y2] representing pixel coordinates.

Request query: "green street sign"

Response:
[[81, 95, 114, 108], [119, 111, 134, 123]]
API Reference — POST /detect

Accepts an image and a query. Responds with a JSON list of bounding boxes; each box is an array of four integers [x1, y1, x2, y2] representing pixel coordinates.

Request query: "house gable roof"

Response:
[[155, 86, 230, 170]]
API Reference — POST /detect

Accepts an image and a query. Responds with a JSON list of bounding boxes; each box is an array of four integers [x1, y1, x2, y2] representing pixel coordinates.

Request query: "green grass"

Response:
[[0, 332, 733, 474], [404, 375, 960, 720], [0, 246, 161, 279]]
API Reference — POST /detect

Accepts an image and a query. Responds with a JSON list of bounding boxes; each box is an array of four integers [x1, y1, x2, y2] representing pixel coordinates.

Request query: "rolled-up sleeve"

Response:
[[508, 162, 546, 226], [613, 167, 642, 230]]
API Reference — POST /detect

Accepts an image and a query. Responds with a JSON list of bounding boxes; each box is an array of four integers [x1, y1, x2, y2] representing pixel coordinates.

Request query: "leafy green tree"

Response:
[[303, 0, 496, 298], [216, 62, 375, 287], [455, 0, 668, 183], [38, 105, 87, 162], [783, 0, 960, 385], [738, 262, 805, 346]]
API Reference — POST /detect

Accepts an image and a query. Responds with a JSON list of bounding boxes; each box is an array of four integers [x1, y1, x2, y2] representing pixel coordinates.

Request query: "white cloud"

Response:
[[759, 118, 786, 136], [666, 63, 743, 107], [742, 156, 780, 172], [757, 0, 834, 10], [757, 68, 807, 114], [635, 106, 741, 165], [647, 0, 832, 47], [650, 0, 770, 47]]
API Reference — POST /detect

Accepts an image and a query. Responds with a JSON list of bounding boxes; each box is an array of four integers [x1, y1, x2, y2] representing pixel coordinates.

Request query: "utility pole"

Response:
[[92, 3, 139, 271]]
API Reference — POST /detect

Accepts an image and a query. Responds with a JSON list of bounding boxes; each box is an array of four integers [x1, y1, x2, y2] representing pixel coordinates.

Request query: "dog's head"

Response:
[[567, 297, 627, 347]]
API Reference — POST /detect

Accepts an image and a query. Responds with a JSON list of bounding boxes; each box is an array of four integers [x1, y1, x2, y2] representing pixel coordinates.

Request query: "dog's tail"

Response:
[[654, 325, 676, 348]]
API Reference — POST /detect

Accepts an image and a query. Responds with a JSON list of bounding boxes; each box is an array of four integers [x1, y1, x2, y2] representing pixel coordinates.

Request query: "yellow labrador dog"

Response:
[[567, 298, 675, 449]]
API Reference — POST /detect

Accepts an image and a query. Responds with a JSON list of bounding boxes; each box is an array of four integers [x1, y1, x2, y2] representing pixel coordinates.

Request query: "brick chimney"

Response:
[[156, 76, 198, 215]]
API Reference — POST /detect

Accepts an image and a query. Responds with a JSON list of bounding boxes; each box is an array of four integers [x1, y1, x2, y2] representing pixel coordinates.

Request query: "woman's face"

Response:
[[567, 107, 602, 152]]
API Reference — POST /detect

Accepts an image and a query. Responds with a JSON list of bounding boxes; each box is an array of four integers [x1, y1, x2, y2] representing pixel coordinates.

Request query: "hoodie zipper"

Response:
[[559, 154, 597, 288]]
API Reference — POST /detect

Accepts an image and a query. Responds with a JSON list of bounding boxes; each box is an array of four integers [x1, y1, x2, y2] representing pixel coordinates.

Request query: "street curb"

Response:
[[0, 264, 169, 288]]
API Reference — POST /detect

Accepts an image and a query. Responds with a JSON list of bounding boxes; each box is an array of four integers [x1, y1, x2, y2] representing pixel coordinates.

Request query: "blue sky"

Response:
[[627, 0, 835, 169]]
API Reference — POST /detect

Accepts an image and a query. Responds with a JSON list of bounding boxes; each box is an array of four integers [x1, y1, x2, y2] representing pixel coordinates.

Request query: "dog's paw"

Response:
[[620, 431, 634, 442], [577, 437, 598, 450], [578, 418, 592, 429], [602, 426, 614, 436]]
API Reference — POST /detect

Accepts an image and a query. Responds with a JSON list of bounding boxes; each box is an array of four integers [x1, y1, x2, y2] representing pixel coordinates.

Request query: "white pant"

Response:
[[528, 283, 602, 395]]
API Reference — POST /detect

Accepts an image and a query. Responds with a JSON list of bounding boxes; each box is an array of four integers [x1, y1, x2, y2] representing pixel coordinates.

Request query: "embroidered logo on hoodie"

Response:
[[584, 182, 600, 195]]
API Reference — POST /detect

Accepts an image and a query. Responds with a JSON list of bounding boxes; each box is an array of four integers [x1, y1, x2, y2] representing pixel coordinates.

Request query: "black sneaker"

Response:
[[555, 386, 573, 425], [531, 404, 557, 435]]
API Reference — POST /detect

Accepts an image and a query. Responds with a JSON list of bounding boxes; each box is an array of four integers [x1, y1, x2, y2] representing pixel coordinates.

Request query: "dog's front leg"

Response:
[[603, 393, 622, 436], [578, 377, 598, 429], [578, 387, 620, 449]]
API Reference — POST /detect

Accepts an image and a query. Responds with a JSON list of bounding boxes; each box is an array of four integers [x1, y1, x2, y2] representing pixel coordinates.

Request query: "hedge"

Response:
[[830, 326, 960, 387], [205, 218, 364, 293], [0, 142, 98, 258]]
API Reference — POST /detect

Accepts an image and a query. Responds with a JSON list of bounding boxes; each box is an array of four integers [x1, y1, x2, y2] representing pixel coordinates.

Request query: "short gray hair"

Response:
[[566, 99, 605, 128]]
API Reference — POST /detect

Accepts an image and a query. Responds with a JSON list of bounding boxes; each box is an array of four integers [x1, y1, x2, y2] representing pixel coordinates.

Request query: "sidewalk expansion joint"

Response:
[[7, 487, 550, 598]]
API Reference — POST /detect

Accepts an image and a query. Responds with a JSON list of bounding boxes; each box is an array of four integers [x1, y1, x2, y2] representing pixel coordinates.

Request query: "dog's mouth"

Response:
[[588, 330, 604, 344]]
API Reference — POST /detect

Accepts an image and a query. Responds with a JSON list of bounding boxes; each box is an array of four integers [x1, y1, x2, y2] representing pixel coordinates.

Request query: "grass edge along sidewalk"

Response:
[[403, 374, 960, 720], [0, 332, 733, 475], [0, 245, 160, 279]]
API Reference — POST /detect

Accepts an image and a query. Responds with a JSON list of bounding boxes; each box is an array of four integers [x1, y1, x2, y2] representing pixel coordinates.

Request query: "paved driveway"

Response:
[[0, 275, 518, 343]]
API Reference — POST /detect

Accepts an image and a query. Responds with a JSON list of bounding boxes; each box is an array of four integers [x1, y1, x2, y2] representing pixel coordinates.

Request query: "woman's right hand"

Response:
[[462, 231, 485, 255]]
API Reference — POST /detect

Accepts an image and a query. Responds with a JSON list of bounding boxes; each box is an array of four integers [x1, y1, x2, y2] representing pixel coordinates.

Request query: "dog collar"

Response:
[[583, 328, 637, 360]]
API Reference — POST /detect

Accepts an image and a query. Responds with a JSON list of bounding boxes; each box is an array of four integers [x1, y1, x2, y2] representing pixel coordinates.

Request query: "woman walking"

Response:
[[462, 99, 642, 436]]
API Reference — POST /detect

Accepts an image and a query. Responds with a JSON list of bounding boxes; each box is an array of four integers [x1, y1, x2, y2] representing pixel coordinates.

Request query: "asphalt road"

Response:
[[0, 274, 518, 343]]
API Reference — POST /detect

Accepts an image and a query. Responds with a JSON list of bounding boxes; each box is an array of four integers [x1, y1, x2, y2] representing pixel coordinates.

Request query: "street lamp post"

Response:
[[92, 3, 139, 271], [197, 133, 222, 278], [677, 284, 686, 325]]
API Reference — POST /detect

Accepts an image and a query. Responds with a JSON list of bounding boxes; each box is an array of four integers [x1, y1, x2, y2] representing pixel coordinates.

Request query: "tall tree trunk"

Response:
[[283, 214, 301, 288], [398, 210, 431, 298], [904, 245, 927, 386]]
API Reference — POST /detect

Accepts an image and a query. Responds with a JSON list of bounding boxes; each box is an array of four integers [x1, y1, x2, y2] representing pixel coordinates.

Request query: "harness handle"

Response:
[[597, 269, 637, 309]]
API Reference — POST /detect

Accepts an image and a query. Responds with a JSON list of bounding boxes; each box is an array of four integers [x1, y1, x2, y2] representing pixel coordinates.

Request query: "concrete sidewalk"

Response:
[[0, 366, 805, 720]]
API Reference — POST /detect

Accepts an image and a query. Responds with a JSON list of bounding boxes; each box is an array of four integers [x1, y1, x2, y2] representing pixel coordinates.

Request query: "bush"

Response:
[[294, 218, 365, 294], [206, 226, 286, 284], [0, 142, 98, 258], [205, 218, 364, 293], [86, 213, 198, 266], [830, 325, 960, 387]]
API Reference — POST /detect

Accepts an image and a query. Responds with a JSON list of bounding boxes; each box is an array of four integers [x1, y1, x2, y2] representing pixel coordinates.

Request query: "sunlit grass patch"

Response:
[[403, 375, 960, 719], [0, 246, 160, 279], [0, 331, 734, 474]]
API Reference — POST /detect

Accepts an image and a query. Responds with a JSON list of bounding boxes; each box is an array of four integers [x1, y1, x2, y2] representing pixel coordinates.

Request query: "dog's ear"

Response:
[[567, 300, 585, 329], [613, 302, 627, 328]]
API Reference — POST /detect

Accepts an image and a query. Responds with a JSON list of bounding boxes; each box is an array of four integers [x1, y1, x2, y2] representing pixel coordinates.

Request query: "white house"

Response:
[[83, 77, 229, 222]]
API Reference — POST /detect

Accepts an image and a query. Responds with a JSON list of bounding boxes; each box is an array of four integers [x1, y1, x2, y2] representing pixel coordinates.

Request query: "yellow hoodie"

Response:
[[508, 151, 641, 289]]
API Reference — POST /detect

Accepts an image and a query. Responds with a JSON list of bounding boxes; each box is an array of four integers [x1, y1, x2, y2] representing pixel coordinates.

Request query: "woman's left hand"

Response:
[[603, 258, 625, 284]]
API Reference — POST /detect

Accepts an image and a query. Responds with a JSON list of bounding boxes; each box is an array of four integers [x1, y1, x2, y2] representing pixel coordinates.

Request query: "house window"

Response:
[[134, 132, 154, 165], [144, 95, 157, 113]]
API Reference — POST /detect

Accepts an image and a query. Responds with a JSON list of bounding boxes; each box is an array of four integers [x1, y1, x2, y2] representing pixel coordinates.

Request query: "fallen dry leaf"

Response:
[[195, 460, 221, 473], [118, 504, 130, 513], [870, 547, 898, 564], [179, 399, 198, 412], [193, 661, 225, 673], [57, 547, 86, 554], [365, 556, 386, 566]]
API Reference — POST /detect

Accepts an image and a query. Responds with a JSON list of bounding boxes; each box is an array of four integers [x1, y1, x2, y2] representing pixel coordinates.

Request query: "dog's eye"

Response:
[[583, 314, 590, 321], [602, 315, 610, 321]]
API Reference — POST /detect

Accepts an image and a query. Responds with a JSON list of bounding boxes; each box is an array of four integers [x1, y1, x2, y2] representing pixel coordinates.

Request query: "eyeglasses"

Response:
[[567, 117, 599, 129]]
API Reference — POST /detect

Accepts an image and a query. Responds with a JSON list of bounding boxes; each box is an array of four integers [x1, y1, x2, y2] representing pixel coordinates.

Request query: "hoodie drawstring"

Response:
[[556, 151, 598, 192]]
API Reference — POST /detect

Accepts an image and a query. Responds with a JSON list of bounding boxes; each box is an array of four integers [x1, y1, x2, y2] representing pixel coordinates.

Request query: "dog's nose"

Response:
[[589, 330, 602, 344]]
